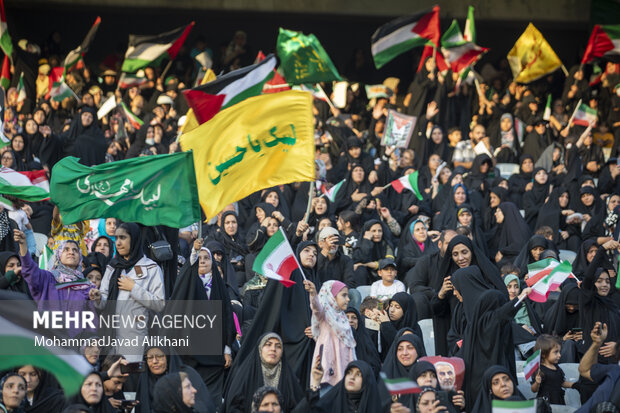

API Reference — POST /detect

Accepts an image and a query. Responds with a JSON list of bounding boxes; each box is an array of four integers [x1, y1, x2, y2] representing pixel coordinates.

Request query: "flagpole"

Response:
[[561, 64, 569, 77], [567, 98, 582, 127], [316, 83, 337, 112], [160, 60, 174, 82], [303, 181, 315, 224]]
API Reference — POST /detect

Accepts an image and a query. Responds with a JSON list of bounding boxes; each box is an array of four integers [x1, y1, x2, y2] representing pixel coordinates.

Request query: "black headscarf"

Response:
[[214, 210, 248, 260], [315, 360, 382, 413], [389, 292, 423, 338], [21, 367, 64, 413], [67, 373, 116, 413], [494, 202, 532, 260], [437, 184, 471, 230], [572, 239, 598, 279], [260, 187, 291, 220], [105, 223, 144, 304], [451, 265, 505, 322], [224, 332, 304, 413], [131, 345, 182, 413], [462, 290, 518, 407], [0, 252, 29, 296], [432, 169, 465, 213], [151, 372, 194, 413], [535, 187, 570, 242], [60, 105, 107, 166], [464, 154, 493, 193], [542, 281, 580, 336], [345, 307, 381, 376], [512, 235, 551, 277], [410, 361, 437, 385], [333, 162, 372, 213], [204, 240, 240, 300], [470, 365, 524, 413], [90, 235, 113, 263], [352, 219, 394, 265], [523, 167, 550, 229]]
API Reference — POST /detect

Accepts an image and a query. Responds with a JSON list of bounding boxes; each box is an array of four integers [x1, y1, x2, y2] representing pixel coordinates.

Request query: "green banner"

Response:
[[276, 28, 342, 85], [50, 152, 201, 228]]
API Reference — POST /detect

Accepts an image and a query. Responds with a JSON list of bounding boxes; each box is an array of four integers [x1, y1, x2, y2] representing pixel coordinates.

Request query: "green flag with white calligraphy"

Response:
[[50, 152, 201, 228], [276, 28, 342, 85]]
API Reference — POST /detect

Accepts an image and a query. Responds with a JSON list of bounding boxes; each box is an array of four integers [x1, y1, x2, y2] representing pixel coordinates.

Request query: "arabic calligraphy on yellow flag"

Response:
[[180, 90, 315, 219], [507, 23, 562, 84]]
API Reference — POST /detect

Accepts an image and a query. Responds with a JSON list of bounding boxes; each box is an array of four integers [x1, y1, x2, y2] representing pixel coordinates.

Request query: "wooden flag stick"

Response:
[[561, 64, 569, 77], [303, 181, 315, 224], [567, 98, 582, 126], [316, 83, 337, 112]]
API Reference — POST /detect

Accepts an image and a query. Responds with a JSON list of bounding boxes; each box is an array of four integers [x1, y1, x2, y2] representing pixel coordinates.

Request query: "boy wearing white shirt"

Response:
[[369, 257, 405, 301]]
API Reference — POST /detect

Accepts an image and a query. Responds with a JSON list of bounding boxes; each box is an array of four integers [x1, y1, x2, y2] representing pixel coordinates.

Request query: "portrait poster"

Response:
[[381, 109, 416, 148]]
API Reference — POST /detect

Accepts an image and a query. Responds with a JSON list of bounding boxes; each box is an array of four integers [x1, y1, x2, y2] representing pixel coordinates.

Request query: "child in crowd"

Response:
[[369, 257, 405, 301], [531, 334, 575, 405], [304, 279, 356, 392]]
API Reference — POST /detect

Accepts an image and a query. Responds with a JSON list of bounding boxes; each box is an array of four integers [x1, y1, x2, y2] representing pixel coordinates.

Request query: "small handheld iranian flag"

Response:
[[525, 258, 559, 287], [492, 399, 536, 413], [321, 179, 345, 202], [253, 227, 302, 287], [120, 102, 144, 130], [55, 278, 91, 290], [50, 80, 76, 102], [523, 349, 541, 381], [391, 171, 423, 200], [542, 94, 552, 121], [572, 102, 597, 127], [38, 245, 52, 269], [380, 372, 421, 395], [16, 72, 26, 103], [529, 260, 573, 303]]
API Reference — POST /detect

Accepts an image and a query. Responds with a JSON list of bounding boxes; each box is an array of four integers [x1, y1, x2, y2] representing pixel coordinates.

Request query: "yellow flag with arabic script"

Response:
[[180, 69, 217, 134], [180, 90, 315, 219], [507, 23, 562, 84]]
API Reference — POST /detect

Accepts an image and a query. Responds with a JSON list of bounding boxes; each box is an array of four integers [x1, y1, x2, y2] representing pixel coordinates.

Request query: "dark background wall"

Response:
[[5, 0, 619, 87]]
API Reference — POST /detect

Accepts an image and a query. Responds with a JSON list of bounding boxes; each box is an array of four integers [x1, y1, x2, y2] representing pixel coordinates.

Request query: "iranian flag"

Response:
[[542, 94, 552, 121], [0, 167, 49, 201], [50, 80, 76, 102], [118, 72, 148, 89], [321, 179, 345, 202], [573, 102, 598, 127], [463, 5, 476, 43], [121, 22, 194, 73], [440, 20, 488, 74], [391, 171, 423, 200], [38, 244, 52, 269], [380, 372, 421, 395], [0, 54, 9, 90], [0, 290, 93, 396], [371, 6, 440, 69], [523, 349, 541, 381], [582, 24, 620, 64], [0, 0, 12, 59], [120, 102, 143, 130], [252, 227, 301, 287], [492, 400, 536, 413], [16, 72, 25, 103], [182, 54, 276, 124], [529, 261, 573, 303], [525, 258, 559, 287], [63, 16, 101, 75]]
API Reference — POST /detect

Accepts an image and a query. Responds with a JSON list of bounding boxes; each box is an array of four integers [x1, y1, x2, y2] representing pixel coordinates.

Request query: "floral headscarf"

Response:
[[49, 240, 88, 290], [311, 280, 355, 349]]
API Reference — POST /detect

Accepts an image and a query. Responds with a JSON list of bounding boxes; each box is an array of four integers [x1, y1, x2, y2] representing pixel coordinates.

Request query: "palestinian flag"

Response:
[[582, 24, 620, 64], [416, 43, 450, 72], [463, 5, 476, 43], [16, 72, 25, 103], [391, 171, 423, 200], [542, 94, 552, 121], [118, 72, 148, 89], [182, 54, 276, 124], [525, 258, 559, 287], [121, 22, 194, 73], [50, 80, 76, 102], [573, 102, 598, 127], [63, 16, 101, 74], [0, 167, 49, 201], [262, 71, 290, 94], [120, 102, 143, 130], [321, 179, 345, 202], [252, 227, 301, 287], [523, 349, 541, 381], [492, 400, 536, 413], [0, 0, 12, 59], [371, 6, 440, 69], [529, 261, 573, 303], [0, 290, 93, 396], [440, 20, 488, 73], [380, 372, 422, 395], [0, 54, 9, 90]]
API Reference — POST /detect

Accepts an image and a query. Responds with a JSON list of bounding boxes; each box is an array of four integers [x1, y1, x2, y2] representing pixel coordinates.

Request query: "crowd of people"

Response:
[[0, 18, 619, 413]]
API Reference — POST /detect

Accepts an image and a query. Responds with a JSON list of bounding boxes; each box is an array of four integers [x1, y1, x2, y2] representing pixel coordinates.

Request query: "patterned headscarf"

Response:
[[311, 280, 356, 349], [49, 240, 88, 290], [258, 333, 283, 388]]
